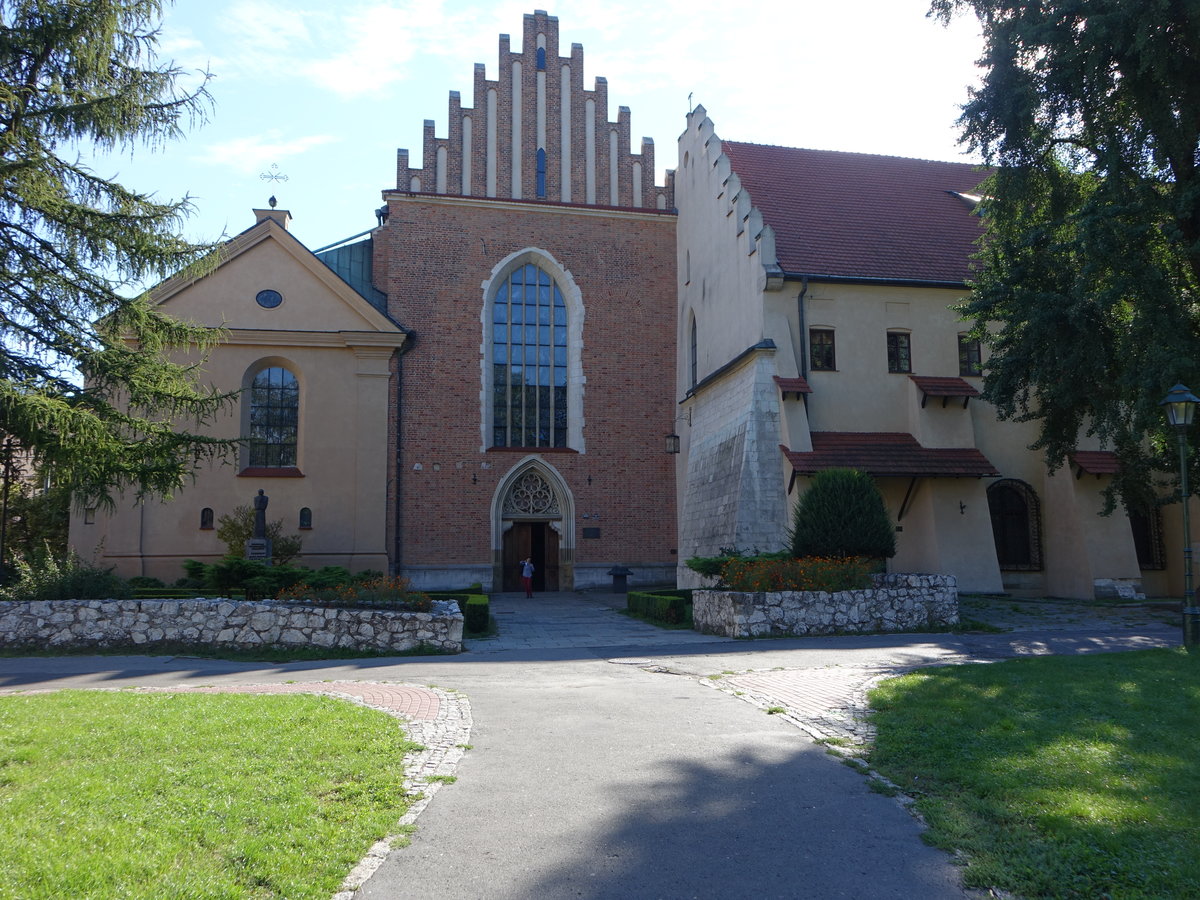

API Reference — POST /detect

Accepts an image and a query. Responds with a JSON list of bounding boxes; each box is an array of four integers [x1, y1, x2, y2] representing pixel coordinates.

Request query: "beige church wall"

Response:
[[69, 219, 404, 582], [675, 108, 772, 395], [801, 282, 980, 436], [71, 340, 395, 582], [878, 477, 1003, 593], [1152, 494, 1200, 598], [156, 230, 388, 335], [1040, 470, 1141, 599]]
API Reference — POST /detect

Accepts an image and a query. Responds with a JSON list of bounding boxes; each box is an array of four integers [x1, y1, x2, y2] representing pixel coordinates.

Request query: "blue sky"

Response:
[[93, 0, 985, 252]]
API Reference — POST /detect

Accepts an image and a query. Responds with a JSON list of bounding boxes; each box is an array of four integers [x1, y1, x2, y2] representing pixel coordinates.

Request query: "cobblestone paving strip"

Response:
[[711, 666, 887, 749], [102, 681, 472, 900]]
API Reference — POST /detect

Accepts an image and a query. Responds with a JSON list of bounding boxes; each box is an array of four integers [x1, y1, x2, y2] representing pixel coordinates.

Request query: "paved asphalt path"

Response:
[[0, 592, 1180, 899]]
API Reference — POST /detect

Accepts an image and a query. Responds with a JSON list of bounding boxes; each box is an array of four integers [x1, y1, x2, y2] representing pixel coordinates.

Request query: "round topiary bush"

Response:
[[789, 467, 896, 560]]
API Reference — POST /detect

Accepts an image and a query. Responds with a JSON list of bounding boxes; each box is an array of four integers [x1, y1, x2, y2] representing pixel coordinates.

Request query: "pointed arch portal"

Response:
[[492, 457, 575, 591]]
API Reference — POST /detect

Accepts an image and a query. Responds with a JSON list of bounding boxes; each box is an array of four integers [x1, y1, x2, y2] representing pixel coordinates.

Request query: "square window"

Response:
[[887, 332, 912, 374], [809, 329, 836, 371]]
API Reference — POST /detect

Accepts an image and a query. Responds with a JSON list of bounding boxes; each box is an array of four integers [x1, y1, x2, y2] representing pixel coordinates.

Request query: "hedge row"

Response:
[[427, 592, 490, 633], [627, 589, 692, 625]]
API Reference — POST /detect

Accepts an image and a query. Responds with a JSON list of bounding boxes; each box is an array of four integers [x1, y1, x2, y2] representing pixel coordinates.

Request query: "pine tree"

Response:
[[0, 0, 234, 508], [790, 468, 896, 560]]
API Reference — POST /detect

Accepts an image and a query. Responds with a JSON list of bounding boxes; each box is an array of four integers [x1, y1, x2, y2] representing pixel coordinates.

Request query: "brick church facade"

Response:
[[375, 11, 678, 589]]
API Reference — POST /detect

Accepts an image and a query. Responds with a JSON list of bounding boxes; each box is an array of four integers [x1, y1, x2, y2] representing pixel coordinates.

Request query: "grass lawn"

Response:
[[0, 690, 421, 899], [868, 649, 1200, 899]]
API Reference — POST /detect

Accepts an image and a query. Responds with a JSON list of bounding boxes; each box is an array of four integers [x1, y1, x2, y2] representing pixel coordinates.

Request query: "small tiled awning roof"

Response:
[[909, 375, 980, 408], [1071, 451, 1120, 476], [782, 432, 1000, 478], [774, 375, 812, 397], [909, 375, 979, 397]]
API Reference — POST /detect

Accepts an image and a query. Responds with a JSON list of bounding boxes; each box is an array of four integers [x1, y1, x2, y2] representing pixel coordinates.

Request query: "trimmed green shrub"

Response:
[[627, 590, 690, 625], [181, 557, 307, 601], [790, 468, 896, 560], [126, 575, 165, 589], [461, 596, 489, 633], [429, 594, 489, 633]]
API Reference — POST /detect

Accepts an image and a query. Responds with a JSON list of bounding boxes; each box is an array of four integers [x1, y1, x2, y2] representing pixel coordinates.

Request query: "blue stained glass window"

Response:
[[491, 261, 570, 448]]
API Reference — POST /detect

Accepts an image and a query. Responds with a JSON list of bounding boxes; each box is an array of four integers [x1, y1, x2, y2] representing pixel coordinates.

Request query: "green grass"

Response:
[[868, 649, 1200, 899], [0, 690, 422, 899]]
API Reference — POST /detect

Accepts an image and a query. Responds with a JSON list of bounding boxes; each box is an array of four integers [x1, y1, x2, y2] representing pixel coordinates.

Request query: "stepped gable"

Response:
[[394, 10, 673, 211]]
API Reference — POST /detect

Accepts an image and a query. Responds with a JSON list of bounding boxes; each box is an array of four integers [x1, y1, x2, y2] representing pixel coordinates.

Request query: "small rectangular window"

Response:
[[959, 335, 983, 376], [887, 331, 912, 373], [809, 329, 836, 371]]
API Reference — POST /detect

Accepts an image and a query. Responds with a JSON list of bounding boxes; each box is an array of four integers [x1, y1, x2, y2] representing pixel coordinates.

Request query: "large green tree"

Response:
[[0, 0, 233, 509], [933, 0, 1200, 507]]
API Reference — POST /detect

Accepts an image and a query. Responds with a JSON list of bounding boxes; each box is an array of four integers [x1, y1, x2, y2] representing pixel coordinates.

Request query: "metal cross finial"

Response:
[[260, 163, 289, 183]]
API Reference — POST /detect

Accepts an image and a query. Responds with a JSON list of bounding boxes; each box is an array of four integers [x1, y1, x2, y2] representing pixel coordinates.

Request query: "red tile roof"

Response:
[[722, 141, 989, 285], [1071, 451, 1121, 475], [774, 375, 813, 395], [909, 376, 980, 397], [782, 432, 999, 478]]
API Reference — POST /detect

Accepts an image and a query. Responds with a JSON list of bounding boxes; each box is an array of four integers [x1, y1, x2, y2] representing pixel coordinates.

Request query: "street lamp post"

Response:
[[1160, 383, 1200, 648]]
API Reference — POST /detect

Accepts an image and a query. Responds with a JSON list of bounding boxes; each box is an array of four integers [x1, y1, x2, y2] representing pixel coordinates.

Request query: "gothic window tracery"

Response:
[[503, 470, 561, 517]]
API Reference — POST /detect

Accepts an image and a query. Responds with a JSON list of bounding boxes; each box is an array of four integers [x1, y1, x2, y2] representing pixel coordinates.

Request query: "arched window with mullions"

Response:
[[489, 259, 574, 449], [248, 366, 299, 467]]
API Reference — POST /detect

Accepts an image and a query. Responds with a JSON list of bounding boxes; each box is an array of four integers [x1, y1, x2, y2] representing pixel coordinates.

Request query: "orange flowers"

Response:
[[274, 575, 433, 611], [719, 556, 872, 592]]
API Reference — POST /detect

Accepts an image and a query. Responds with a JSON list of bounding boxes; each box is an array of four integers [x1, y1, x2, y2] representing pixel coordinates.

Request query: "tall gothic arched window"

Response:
[[491, 262, 568, 448], [248, 366, 299, 467]]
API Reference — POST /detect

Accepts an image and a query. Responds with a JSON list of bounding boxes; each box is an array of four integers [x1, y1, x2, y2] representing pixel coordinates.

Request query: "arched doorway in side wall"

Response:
[[987, 479, 1043, 570], [495, 462, 573, 591]]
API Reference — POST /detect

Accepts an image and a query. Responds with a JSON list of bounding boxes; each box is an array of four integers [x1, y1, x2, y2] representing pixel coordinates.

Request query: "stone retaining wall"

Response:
[[0, 597, 464, 654], [692, 574, 958, 638]]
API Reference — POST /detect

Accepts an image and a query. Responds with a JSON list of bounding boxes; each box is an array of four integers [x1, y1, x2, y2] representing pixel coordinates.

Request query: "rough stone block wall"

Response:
[[679, 351, 789, 570], [692, 574, 958, 638], [0, 598, 464, 653]]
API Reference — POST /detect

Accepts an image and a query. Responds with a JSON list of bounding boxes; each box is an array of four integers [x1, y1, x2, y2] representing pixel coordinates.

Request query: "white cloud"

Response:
[[220, 0, 314, 54], [302, 4, 420, 96], [192, 130, 341, 175]]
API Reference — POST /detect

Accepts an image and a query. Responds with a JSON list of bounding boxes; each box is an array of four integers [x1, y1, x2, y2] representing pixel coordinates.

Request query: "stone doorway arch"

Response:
[[492, 458, 575, 591]]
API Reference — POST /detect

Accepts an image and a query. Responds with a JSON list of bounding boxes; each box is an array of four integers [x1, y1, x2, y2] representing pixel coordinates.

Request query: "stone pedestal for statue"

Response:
[[245, 489, 273, 565]]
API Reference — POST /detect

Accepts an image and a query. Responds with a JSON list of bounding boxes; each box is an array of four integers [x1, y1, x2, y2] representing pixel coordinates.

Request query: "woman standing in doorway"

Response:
[[520, 557, 535, 598]]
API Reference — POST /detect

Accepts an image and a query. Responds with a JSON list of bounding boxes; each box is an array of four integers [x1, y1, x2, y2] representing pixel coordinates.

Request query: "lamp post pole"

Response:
[[1177, 427, 1197, 646], [1161, 384, 1200, 648]]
